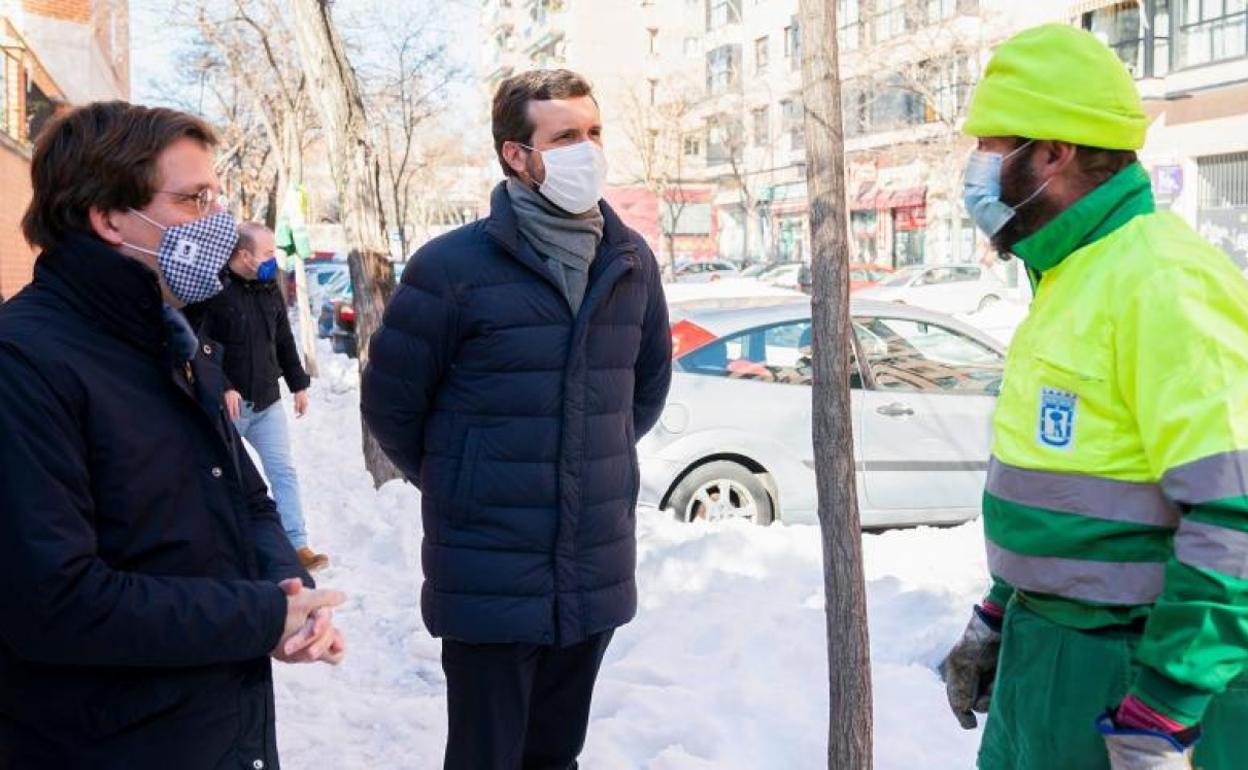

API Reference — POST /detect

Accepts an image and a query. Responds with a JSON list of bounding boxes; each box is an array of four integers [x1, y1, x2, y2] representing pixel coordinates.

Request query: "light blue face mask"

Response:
[[962, 140, 1051, 238]]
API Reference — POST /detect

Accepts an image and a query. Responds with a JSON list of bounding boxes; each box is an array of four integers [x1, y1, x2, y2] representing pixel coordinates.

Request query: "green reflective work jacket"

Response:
[[984, 163, 1248, 726]]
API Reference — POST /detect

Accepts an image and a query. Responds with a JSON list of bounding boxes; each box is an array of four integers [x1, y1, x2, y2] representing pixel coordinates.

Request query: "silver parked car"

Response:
[[642, 299, 1006, 528]]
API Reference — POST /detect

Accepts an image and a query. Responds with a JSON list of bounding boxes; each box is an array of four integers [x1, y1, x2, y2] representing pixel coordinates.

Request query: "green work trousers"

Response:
[[978, 601, 1248, 770]]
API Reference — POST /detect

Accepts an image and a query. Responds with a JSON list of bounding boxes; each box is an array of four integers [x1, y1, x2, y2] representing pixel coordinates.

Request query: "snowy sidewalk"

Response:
[[272, 347, 990, 769]]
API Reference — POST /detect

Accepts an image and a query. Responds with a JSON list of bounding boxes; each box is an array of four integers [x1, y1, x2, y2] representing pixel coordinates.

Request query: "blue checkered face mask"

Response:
[[124, 209, 239, 304]]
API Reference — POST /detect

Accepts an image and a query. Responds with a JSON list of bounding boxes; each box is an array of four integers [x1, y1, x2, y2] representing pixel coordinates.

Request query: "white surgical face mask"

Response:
[[520, 140, 608, 215]]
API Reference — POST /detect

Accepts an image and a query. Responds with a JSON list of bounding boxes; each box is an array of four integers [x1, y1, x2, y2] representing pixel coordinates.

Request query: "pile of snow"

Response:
[[270, 342, 990, 769]]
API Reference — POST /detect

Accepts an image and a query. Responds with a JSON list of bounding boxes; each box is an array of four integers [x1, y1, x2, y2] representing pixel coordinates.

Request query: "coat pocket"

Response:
[[451, 428, 483, 526]]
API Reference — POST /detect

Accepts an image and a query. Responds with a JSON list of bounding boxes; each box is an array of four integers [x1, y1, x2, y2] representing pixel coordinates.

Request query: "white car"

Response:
[[755, 261, 804, 289], [856, 264, 1005, 315], [673, 259, 740, 283], [639, 299, 1004, 528]]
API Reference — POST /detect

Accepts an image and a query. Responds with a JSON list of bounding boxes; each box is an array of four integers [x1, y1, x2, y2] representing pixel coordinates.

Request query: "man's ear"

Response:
[[88, 207, 125, 247], [1037, 140, 1079, 179], [502, 141, 530, 180]]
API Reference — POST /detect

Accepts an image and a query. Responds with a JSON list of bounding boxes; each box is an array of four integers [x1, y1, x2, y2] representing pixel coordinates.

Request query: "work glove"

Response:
[[939, 604, 1003, 730], [1097, 708, 1199, 770]]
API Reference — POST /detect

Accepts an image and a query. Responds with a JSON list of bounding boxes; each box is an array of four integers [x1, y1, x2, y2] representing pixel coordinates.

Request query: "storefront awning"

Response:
[[849, 182, 879, 211], [883, 187, 926, 209]]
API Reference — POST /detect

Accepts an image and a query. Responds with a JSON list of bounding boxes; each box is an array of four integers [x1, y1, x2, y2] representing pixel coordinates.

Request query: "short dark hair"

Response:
[[22, 101, 217, 251], [1072, 145, 1138, 190], [491, 69, 594, 177]]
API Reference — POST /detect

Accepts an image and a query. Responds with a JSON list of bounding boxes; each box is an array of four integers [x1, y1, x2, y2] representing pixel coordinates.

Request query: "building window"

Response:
[[752, 105, 770, 147], [784, 16, 801, 69], [755, 35, 770, 73], [1176, 0, 1247, 69], [838, 0, 864, 51], [870, 72, 926, 132], [648, 27, 660, 55], [685, 36, 700, 56], [872, 0, 910, 42], [842, 78, 871, 138], [705, 116, 743, 165], [706, 43, 742, 95], [1084, 1, 1172, 78], [684, 134, 702, 156], [1084, 2, 1146, 76], [707, 0, 742, 31], [923, 55, 975, 124], [648, 78, 659, 106], [781, 98, 805, 151], [1197, 151, 1248, 265]]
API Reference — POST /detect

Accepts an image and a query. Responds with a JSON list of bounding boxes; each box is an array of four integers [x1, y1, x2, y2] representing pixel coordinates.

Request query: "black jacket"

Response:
[[361, 183, 672, 646], [186, 271, 310, 412], [0, 233, 311, 769]]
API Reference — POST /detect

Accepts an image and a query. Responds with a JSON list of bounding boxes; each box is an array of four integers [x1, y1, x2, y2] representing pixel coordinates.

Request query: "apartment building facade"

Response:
[[0, 0, 128, 299], [1081, 0, 1248, 267], [478, 0, 1248, 273]]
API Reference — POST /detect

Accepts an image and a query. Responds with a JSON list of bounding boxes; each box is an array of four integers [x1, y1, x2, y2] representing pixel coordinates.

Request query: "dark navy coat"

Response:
[[0, 233, 310, 769], [362, 183, 672, 646]]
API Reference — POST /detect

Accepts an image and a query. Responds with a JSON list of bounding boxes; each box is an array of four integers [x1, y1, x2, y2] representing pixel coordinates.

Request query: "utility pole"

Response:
[[797, 1, 873, 767]]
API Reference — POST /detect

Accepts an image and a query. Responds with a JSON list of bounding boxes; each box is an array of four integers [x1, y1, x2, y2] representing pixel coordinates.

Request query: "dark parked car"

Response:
[[320, 262, 406, 358]]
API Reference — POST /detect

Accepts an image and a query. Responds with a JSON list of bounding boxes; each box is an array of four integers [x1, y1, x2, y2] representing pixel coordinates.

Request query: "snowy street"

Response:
[[272, 346, 991, 769]]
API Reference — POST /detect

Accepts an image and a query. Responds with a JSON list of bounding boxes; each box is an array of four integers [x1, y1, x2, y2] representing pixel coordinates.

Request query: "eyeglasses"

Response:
[[158, 188, 228, 215]]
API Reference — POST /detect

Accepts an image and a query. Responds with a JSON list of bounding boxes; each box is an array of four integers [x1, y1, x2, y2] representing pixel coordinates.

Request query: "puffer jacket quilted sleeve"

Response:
[[361, 245, 460, 487], [632, 254, 672, 437]]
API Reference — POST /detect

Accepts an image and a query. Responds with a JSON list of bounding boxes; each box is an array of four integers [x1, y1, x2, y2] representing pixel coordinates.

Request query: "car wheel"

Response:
[[978, 294, 1000, 312], [668, 461, 775, 526]]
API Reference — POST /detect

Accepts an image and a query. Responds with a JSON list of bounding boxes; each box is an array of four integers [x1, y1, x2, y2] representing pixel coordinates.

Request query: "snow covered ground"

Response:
[[269, 344, 992, 769]]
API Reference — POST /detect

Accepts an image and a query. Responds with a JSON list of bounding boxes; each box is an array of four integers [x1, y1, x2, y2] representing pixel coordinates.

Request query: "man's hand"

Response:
[[293, 390, 309, 419], [940, 604, 1003, 729], [272, 578, 346, 664], [224, 389, 243, 421]]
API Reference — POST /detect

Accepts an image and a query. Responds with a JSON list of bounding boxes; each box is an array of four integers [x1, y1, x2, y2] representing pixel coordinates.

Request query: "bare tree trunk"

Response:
[[798, 1, 873, 768], [289, 0, 400, 487]]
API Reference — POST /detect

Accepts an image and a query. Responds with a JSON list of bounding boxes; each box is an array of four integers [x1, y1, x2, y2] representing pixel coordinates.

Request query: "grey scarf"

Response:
[[506, 178, 604, 314]]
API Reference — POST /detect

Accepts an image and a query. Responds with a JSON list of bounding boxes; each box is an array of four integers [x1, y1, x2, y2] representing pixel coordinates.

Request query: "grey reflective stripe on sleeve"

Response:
[[987, 458, 1180, 528], [1175, 519, 1248, 580], [986, 541, 1165, 605], [1162, 450, 1248, 505]]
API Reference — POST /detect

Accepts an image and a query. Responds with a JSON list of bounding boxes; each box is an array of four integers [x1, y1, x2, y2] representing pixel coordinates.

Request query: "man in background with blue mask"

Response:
[[185, 222, 326, 572], [0, 101, 346, 767], [361, 69, 672, 769], [941, 25, 1248, 770]]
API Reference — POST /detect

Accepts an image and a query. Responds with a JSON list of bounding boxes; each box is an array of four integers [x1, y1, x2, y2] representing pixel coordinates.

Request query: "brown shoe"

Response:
[[297, 546, 330, 572]]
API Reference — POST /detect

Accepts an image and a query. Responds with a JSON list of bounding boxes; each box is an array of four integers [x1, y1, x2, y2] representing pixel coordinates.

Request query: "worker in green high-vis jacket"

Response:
[[939, 24, 1248, 770]]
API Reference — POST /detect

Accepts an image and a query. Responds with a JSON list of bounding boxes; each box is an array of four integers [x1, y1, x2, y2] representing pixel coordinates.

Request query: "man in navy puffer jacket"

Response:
[[361, 69, 672, 770]]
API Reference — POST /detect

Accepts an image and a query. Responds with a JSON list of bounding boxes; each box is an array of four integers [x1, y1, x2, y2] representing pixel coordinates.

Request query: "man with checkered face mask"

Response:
[[0, 101, 347, 768]]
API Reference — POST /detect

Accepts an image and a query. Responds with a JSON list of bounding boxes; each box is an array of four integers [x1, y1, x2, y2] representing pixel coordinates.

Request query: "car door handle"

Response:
[[876, 402, 915, 417]]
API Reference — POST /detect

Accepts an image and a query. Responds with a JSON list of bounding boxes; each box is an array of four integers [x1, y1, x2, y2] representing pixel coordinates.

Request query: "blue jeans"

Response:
[[234, 400, 307, 549]]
